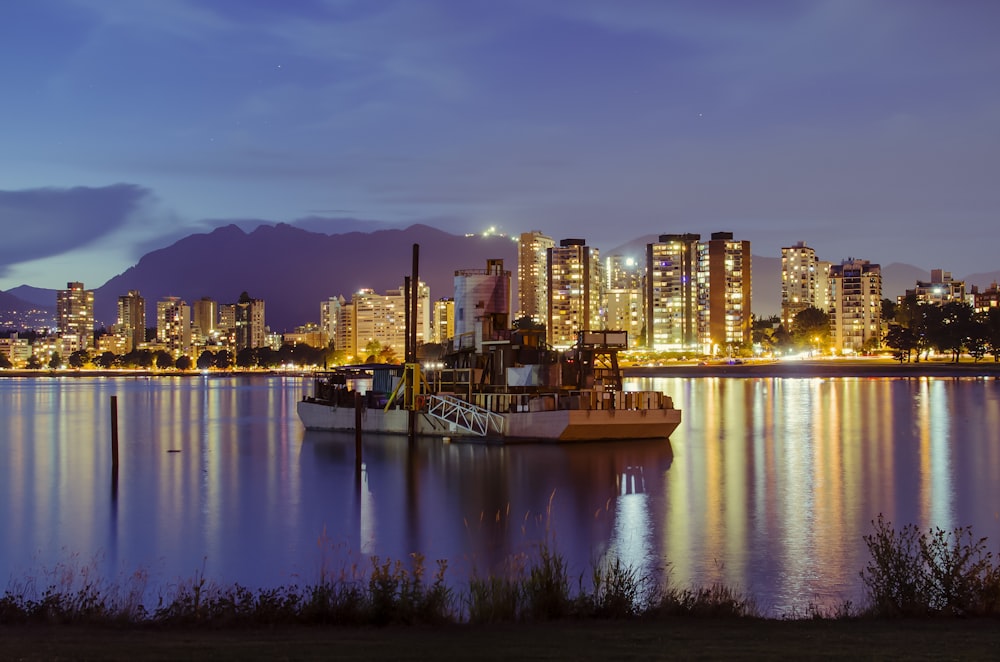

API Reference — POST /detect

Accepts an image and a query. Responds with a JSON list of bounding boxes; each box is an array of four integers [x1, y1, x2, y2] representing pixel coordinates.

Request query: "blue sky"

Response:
[[2, 0, 999, 290]]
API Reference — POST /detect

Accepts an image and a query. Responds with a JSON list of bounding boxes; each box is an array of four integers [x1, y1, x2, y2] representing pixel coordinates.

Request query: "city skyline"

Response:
[[3, 1, 1000, 292]]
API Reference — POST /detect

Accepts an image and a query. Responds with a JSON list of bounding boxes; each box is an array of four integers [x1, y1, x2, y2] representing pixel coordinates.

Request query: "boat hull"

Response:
[[297, 399, 680, 442]]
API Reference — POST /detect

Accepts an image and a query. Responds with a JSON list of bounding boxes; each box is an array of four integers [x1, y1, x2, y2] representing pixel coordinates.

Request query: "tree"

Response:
[[935, 301, 974, 363], [175, 355, 193, 371], [68, 350, 90, 369], [790, 307, 831, 353], [364, 339, 382, 362], [376, 343, 399, 364], [48, 352, 62, 369], [236, 348, 257, 369], [985, 308, 1000, 362], [884, 324, 917, 363], [966, 314, 989, 362], [214, 350, 233, 369], [0, 353, 12, 369], [197, 350, 216, 370], [154, 350, 174, 370], [96, 351, 118, 369], [26, 354, 43, 370], [881, 298, 898, 326]]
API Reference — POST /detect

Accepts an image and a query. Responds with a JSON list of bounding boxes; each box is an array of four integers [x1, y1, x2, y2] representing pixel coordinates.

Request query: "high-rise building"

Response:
[[547, 238, 601, 349], [518, 231, 555, 324], [116, 290, 146, 353], [56, 281, 95, 351], [320, 296, 346, 349], [781, 241, 829, 329], [454, 259, 511, 350], [156, 296, 191, 356], [701, 232, 752, 354], [351, 282, 430, 359], [829, 258, 882, 354], [433, 298, 455, 344], [192, 297, 217, 343], [234, 292, 266, 351], [645, 234, 701, 352]]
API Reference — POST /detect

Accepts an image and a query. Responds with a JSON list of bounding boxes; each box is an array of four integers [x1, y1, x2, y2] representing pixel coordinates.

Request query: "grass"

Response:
[[4, 517, 1000, 658]]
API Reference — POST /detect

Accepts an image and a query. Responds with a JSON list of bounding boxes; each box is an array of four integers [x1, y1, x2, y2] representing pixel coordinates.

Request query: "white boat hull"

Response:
[[297, 399, 680, 442]]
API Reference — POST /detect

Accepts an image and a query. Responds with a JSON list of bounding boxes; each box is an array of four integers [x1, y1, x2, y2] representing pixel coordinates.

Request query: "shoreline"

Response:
[[4, 360, 1000, 380], [625, 358, 1000, 379]]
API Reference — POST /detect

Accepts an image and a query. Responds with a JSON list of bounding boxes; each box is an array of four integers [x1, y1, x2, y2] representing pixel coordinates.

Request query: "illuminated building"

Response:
[[645, 234, 700, 352], [781, 241, 830, 329], [454, 259, 511, 350], [972, 282, 1000, 313], [156, 296, 191, 356], [192, 297, 217, 343], [350, 282, 430, 359], [56, 281, 95, 351], [517, 230, 554, 323], [116, 290, 146, 353], [433, 298, 455, 344], [234, 292, 266, 350], [700, 232, 752, 355], [547, 238, 601, 349], [320, 295, 346, 348], [829, 258, 882, 354], [905, 269, 968, 307]]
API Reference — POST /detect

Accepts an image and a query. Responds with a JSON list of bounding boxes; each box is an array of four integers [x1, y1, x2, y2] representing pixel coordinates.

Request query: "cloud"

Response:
[[0, 184, 153, 269]]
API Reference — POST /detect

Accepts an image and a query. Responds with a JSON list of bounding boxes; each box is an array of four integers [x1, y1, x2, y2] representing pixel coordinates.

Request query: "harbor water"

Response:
[[2, 374, 999, 614]]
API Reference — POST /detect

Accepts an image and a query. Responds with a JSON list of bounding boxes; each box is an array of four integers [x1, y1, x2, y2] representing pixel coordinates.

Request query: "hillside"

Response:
[[93, 224, 518, 331]]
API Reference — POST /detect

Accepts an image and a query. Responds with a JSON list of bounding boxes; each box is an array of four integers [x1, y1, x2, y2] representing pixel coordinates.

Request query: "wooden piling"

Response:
[[110, 395, 119, 473], [354, 391, 363, 475]]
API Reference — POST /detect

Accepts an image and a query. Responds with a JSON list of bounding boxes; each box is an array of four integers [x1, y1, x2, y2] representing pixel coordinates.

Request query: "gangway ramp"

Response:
[[425, 394, 504, 437]]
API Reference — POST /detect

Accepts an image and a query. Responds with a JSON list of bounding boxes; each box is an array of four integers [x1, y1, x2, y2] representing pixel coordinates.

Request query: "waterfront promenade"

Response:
[[625, 357, 1000, 379]]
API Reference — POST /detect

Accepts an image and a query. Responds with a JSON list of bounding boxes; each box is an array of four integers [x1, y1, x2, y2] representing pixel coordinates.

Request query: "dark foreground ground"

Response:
[[3, 619, 1000, 661]]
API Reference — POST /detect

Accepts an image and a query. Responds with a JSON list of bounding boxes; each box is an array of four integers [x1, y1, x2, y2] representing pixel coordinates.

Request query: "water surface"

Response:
[[2, 374, 998, 614]]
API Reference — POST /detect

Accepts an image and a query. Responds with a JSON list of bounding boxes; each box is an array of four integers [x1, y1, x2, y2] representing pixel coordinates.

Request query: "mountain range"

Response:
[[3, 224, 999, 331]]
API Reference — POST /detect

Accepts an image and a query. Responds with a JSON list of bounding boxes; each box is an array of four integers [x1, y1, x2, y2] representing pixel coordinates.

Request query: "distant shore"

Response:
[[3, 359, 1000, 381], [625, 358, 1000, 379]]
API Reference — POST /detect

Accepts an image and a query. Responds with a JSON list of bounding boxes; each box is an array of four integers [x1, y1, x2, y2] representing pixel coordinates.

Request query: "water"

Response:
[[2, 374, 999, 614]]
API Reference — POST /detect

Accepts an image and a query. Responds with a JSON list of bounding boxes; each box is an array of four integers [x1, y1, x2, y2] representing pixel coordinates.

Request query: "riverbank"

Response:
[[4, 618, 1000, 660], [625, 358, 1000, 379]]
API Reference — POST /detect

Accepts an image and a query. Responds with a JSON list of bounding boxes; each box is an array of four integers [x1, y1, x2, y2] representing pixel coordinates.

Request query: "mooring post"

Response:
[[110, 395, 119, 473], [354, 391, 363, 475]]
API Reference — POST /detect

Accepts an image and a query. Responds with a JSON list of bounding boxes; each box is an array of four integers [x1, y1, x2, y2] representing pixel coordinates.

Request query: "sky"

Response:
[[2, 0, 999, 291]]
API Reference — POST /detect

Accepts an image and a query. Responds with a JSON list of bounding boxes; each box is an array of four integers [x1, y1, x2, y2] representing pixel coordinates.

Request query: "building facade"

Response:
[[116, 290, 146, 353], [234, 293, 266, 351], [905, 269, 968, 307], [56, 281, 95, 351], [351, 282, 430, 359], [156, 296, 191, 356], [454, 259, 511, 350], [781, 241, 828, 329], [547, 238, 601, 349], [829, 258, 882, 353], [517, 230, 555, 324], [701, 232, 752, 354], [645, 234, 700, 352]]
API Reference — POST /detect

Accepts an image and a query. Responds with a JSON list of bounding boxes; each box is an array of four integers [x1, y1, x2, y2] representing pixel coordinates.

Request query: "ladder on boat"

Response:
[[425, 394, 505, 437]]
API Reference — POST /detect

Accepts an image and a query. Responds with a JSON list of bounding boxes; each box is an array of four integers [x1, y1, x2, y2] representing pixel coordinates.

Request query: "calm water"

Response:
[[2, 374, 999, 614]]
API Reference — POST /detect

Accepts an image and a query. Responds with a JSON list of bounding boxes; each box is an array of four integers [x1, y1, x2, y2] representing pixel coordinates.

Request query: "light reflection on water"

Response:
[[1, 374, 999, 614]]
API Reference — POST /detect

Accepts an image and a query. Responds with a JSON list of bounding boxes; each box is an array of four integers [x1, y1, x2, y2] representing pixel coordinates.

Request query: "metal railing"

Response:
[[425, 394, 505, 437]]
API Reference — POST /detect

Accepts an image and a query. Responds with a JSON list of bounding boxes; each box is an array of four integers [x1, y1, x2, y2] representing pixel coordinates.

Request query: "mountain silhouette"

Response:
[[90, 223, 518, 331]]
